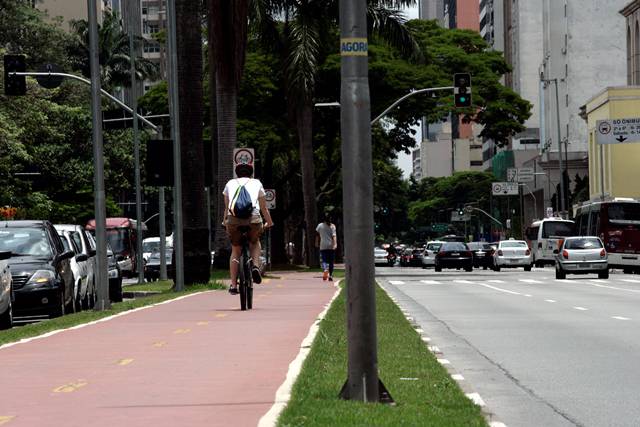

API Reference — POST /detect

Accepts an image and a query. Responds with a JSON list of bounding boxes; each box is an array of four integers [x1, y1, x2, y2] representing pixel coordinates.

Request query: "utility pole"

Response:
[[166, 0, 184, 290], [129, 17, 144, 286], [338, 0, 391, 403], [87, 0, 110, 310], [551, 78, 567, 216]]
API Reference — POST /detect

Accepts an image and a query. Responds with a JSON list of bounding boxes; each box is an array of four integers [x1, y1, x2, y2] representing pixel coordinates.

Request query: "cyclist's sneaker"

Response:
[[323, 270, 329, 281], [329, 276, 333, 281], [252, 266, 262, 284], [228, 286, 239, 295]]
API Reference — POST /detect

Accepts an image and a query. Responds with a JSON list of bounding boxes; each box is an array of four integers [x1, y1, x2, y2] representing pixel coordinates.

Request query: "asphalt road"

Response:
[[378, 265, 640, 427]]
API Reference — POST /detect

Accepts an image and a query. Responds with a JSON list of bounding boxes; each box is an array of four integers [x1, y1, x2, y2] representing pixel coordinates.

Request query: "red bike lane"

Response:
[[0, 272, 337, 427]]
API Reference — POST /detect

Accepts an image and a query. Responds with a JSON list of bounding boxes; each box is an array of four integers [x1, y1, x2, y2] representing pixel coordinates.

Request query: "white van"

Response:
[[142, 235, 173, 262], [525, 218, 576, 267]]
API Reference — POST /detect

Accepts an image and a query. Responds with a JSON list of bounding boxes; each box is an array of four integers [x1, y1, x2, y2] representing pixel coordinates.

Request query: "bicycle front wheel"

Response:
[[238, 254, 248, 311]]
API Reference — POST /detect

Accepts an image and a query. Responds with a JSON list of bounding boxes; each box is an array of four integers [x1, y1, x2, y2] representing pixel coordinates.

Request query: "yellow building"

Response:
[[584, 87, 640, 200]]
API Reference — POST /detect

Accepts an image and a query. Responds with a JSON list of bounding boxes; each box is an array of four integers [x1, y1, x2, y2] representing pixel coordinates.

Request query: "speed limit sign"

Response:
[[264, 189, 276, 210]]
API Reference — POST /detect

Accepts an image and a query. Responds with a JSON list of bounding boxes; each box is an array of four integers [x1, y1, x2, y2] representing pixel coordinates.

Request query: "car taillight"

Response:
[[562, 250, 569, 259], [600, 249, 606, 258], [498, 250, 503, 256], [525, 249, 530, 256]]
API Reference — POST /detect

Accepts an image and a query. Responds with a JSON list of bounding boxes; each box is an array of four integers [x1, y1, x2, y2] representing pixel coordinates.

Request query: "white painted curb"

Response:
[[258, 281, 342, 427]]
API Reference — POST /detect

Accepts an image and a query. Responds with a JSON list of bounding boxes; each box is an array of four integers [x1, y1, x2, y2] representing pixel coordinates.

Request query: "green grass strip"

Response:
[[0, 281, 225, 347], [277, 284, 487, 427]]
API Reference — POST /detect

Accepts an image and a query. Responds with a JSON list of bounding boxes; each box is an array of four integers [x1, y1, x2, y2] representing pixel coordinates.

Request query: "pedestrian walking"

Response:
[[315, 212, 337, 281]]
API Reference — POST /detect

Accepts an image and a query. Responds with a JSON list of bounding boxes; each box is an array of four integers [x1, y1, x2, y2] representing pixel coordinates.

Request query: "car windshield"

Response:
[[143, 241, 160, 253], [441, 242, 467, 251], [106, 229, 129, 254], [565, 238, 603, 250], [501, 241, 528, 248], [607, 203, 640, 225], [542, 221, 575, 238], [0, 227, 52, 258], [426, 243, 443, 251]]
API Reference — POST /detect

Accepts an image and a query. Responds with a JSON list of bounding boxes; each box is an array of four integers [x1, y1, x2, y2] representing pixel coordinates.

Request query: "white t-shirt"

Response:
[[223, 178, 265, 217], [316, 222, 336, 250]]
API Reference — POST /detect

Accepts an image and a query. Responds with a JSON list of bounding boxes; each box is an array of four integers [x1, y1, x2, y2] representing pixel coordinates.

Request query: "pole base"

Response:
[[339, 378, 394, 405]]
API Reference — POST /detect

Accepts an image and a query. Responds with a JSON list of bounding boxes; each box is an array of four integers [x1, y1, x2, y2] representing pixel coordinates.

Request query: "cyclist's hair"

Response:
[[235, 163, 253, 178]]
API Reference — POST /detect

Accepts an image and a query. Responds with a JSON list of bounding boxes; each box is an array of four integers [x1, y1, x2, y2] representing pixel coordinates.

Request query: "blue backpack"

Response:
[[230, 180, 253, 219]]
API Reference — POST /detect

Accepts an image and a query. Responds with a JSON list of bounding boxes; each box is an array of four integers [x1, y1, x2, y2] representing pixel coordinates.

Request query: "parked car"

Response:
[[467, 242, 496, 270], [107, 244, 123, 302], [0, 221, 75, 317], [435, 242, 473, 272], [422, 241, 444, 268], [374, 247, 389, 266], [144, 249, 174, 281], [493, 239, 533, 271], [55, 224, 97, 309], [56, 229, 89, 312], [0, 251, 13, 329], [555, 236, 609, 279]]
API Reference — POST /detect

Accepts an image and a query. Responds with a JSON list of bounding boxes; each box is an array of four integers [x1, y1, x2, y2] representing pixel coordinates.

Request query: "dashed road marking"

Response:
[[428, 345, 441, 353], [524, 294, 533, 297], [621, 278, 640, 283], [437, 358, 450, 365], [612, 316, 631, 320], [117, 358, 134, 366], [53, 380, 88, 393], [474, 282, 522, 296], [487, 280, 505, 283], [414, 328, 424, 333], [451, 374, 464, 381], [454, 280, 475, 284], [421, 337, 431, 343], [276, 284, 284, 288], [519, 279, 542, 284], [215, 313, 228, 318], [173, 328, 191, 334], [263, 279, 271, 284], [587, 282, 640, 293], [489, 422, 508, 427], [420, 280, 442, 285], [389, 280, 405, 285], [466, 392, 486, 407], [152, 341, 167, 348], [0, 416, 15, 425], [197, 321, 209, 326], [573, 306, 588, 311], [545, 299, 557, 303]]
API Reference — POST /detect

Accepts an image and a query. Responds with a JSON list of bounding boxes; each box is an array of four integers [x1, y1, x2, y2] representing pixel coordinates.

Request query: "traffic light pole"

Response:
[[371, 86, 454, 125]]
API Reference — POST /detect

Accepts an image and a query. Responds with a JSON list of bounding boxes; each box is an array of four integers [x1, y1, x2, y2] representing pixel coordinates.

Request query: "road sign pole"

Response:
[[552, 79, 567, 216], [159, 186, 167, 280], [600, 144, 605, 200], [87, 0, 109, 310]]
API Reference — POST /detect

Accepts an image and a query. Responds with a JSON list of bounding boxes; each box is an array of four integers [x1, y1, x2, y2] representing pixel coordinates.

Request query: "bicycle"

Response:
[[237, 226, 254, 311]]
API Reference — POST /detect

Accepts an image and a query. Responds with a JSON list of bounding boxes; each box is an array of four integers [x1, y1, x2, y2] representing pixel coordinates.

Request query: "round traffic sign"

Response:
[[264, 189, 275, 201], [598, 121, 612, 135], [234, 148, 254, 165]]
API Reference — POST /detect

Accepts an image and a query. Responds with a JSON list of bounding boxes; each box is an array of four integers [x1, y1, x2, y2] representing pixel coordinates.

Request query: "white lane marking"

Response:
[[451, 374, 465, 381], [389, 280, 405, 285], [585, 282, 640, 294], [555, 279, 569, 282], [487, 280, 505, 283], [454, 280, 475, 284], [437, 358, 450, 365], [573, 306, 588, 311], [421, 337, 432, 343], [489, 423, 508, 427], [420, 280, 442, 285], [474, 282, 522, 296], [258, 281, 342, 427], [405, 316, 414, 321], [415, 328, 424, 333], [524, 294, 533, 297], [519, 279, 542, 284], [428, 346, 441, 353], [545, 299, 557, 303], [466, 393, 486, 407], [612, 316, 631, 321], [621, 278, 640, 284]]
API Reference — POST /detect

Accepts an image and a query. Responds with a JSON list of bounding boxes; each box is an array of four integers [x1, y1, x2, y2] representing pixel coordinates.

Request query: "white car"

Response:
[[422, 241, 445, 268], [57, 230, 90, 312], [374, 248, 389, 266], [142, 236, 173, 262], [55, 225, 98, 310], [0, 251, 12, 329], [493, 239, 533, 271]]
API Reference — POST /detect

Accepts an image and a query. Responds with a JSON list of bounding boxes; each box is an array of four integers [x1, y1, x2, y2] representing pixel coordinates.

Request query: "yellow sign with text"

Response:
[[340, 38, 368, 56]]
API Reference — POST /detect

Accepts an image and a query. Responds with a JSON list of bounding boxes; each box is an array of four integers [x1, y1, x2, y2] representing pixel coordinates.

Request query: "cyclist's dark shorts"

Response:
[[225, 215, 263, 246]]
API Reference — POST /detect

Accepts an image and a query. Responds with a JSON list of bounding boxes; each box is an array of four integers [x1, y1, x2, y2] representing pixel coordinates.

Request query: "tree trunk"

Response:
[[207, 2, 219, 249], [212, 80, 237, 263], [176, 0, 210, 284], [297, 102, 319, 268]]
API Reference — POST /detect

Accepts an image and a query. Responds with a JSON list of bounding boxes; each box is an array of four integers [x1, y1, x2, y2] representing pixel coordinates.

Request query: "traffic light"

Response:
[[457, 207, 465, 216], [4, 54, 26, 96], [453, 73, 472, 108]]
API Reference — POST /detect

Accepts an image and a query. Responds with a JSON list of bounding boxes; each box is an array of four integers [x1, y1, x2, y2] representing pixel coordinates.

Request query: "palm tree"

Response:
[[261, 0, 420, 266], [68, 11, 159, 91]]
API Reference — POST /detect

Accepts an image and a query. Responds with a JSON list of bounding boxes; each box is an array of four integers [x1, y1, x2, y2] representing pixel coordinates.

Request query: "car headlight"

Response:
[[26, 270, 56, 286], [108, 268, 119, 279]]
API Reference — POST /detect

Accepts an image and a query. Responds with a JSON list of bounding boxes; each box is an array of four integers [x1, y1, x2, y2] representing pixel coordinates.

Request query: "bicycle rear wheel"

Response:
[[238, 253, 248, 311], [246, 262, 253, 310]]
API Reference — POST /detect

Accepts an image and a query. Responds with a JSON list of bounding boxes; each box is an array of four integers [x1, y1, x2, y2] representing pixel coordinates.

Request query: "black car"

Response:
[[435, 242, 473, 272], [144, 249, 174, 282], [467, 242, 495, 269], [107, 244, 123, 302], [0, 221, 75, 317]]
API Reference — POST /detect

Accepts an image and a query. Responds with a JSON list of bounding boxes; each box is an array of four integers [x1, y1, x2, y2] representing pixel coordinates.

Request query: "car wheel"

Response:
[[493, 263, 500, 272], [0, 298, 13, 330], [555, 266, 566, 280], [483, 266, 487, 270], [598, 270, 609, 279], [50, 290, 66, 318], [465, 266, 473, 272], [435, 265, 442, 272], [524, 265, 532, 272]]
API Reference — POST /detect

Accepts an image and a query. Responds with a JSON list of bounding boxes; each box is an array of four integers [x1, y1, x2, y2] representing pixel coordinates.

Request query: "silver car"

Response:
[[555, 236, 608, 279], [493, 239, 533, 271], [374, 248, 389, 266], [422, 241, 444, 268], [0, 251, 12, 329]]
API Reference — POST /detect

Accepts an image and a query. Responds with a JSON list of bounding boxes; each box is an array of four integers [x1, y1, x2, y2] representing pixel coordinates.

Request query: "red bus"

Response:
[[574, 198, 640, 274], [86, 218, 146, 277]]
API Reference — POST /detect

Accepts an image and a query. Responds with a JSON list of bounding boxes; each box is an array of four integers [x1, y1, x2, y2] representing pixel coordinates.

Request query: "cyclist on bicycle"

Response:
[[223, 163, 273, 295]]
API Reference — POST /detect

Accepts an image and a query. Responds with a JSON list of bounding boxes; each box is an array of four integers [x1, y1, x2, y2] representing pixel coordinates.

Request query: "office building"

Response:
[[419, 0, 444, 21]]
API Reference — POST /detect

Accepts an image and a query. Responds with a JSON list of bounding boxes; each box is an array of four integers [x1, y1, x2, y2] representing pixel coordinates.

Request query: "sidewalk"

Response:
[[0, 272, 337, 427]]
